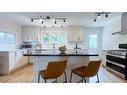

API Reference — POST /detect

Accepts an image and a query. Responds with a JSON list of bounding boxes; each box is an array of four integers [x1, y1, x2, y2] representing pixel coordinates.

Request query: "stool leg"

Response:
[[44, 78, 47, 83], [38, 74, 40, 83], [64, 71, 67, 83], [83, 78, 86, 83], [55, 78, 57, 83], [70, 72, 73, 83], [82, 78, 83, 83], [96, 73, 99, 83]]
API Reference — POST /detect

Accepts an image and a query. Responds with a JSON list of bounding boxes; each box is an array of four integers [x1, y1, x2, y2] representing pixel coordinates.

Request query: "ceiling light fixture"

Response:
[[94, 12, 110, 22], [30, 16, 66, 25]]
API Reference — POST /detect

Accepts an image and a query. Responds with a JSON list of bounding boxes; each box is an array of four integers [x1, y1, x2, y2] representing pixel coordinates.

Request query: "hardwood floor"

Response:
[[0, 64, 126, 83], [0, 64, 34, 83]]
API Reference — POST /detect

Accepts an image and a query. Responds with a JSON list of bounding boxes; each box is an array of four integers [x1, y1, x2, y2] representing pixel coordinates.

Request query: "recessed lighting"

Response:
[[61, 26, 63, 27]]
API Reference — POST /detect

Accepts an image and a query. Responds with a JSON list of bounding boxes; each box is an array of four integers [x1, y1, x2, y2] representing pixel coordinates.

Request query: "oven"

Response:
[[106, 44, 127, 80]]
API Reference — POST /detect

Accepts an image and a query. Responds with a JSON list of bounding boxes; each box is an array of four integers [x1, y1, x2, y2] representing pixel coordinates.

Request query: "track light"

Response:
[[55, 21, 57, 24], [46, 16, 50, 19], [97, 14, 101, 19], [31, 19, 33, 22], [94, 19, 96, 22], [63, 19, 65, 22], [31, 16, 66, 25], [94, 12, 110, 22], [105, 13, 108, 17], [41, 21, 43, 24]]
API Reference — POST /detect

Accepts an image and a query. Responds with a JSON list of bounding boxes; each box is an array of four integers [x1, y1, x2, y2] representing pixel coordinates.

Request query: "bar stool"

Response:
[[70, 60, 101, 83], [38, 59, 68, 83]]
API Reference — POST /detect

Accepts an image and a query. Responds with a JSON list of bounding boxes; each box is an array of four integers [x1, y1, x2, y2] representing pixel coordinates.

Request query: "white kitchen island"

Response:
[[24, 51, 99, 83]]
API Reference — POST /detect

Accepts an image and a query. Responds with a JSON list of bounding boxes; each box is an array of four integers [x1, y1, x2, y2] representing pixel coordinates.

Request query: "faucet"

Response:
[[53, 43, 55, 53]]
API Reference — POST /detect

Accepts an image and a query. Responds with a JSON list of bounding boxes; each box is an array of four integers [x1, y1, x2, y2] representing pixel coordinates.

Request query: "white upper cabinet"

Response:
[[22, 26, 41, 42], [67, 26, 85, 42]]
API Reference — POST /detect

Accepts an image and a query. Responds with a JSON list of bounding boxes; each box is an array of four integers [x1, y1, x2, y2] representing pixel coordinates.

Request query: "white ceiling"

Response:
[[0, 12, 122, 27]]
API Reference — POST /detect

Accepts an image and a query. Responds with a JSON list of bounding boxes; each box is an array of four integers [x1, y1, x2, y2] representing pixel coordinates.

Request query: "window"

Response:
[[41, 31, 66, 43], [6, 33, 16, 44], [89, 34, 97, 48], [0, 32, 6, 44], [0, 31, 16, 44], [43, 33, 49, 43]]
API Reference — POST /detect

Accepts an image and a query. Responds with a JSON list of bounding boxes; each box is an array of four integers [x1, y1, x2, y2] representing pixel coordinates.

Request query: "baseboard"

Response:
[[10, 63, 29, 73]]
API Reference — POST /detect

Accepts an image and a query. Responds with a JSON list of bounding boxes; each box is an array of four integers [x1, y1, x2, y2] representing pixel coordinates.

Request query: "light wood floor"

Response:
[[0, 64, 126, 83], [0, 64, 34, 83]]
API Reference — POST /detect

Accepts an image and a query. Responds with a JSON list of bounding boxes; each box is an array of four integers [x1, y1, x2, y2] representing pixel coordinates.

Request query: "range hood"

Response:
[[112, 13, 127, 35]]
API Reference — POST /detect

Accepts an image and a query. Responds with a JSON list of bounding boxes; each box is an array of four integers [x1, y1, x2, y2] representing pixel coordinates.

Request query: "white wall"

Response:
[[102, 17, 127, 50], [0, 16, 22, 51]]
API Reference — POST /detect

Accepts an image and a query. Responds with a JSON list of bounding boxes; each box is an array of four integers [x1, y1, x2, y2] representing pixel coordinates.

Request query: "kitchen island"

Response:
[[24, 51, 99, 83]]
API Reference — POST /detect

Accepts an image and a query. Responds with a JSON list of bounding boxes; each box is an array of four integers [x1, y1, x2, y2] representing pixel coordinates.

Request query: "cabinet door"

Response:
[[78, 31, 84, 42], [22, 27, 40, 42], [9, 52, 16, 70], [68, 31, 78, 42]]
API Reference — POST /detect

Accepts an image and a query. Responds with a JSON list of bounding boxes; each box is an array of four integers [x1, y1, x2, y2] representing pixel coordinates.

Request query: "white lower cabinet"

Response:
[[0, 50, 28, 74]]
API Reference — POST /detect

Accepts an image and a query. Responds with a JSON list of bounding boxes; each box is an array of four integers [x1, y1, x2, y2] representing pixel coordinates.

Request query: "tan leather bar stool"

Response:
[[38, 59, 68, 83], [70, 60, 101, 83]]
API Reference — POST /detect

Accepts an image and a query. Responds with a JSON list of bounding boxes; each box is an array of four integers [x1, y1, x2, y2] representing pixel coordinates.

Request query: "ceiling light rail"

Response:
[[94, 12, 110, 22], [30, 16, 67, 24]]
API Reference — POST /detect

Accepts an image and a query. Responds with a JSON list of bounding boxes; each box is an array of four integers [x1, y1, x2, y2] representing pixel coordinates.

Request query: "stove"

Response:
[[107, 50, 127, 56], [106, 44, 127, 80]]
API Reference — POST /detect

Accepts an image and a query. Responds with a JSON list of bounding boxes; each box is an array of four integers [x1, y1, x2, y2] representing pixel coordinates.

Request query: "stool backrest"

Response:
[[84, 60, 101, 77], [44, 59, 68, 79]]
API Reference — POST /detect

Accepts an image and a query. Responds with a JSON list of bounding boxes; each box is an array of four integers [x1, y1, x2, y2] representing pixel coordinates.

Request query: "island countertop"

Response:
[[23, 52, 98, 56]]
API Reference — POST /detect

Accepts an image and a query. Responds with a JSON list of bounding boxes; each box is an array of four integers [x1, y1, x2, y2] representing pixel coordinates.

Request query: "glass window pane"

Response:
[[41, 31, 66, 44], [6, 33, 16, 44], [43, 33, 49, 43], [51, 33, 57, 43], [0, 32, 6, 44], [89, 34, 97, 48], [59, 33, 65, 43]]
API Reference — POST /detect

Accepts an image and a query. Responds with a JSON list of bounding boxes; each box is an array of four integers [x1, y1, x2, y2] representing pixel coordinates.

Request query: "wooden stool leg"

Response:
[[70, 72, 73, 83]]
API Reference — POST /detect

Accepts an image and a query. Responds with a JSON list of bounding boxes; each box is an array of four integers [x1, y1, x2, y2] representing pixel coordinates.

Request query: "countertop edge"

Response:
[[23, 54, 99, 56]]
